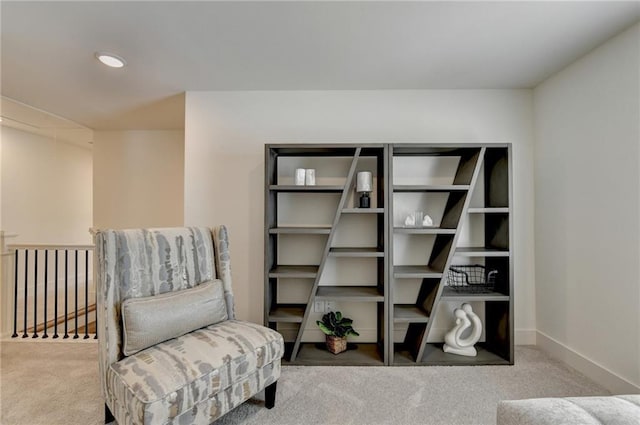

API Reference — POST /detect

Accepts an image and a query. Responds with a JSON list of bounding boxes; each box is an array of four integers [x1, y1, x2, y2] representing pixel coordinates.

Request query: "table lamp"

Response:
[[356, 171, 372, 208]]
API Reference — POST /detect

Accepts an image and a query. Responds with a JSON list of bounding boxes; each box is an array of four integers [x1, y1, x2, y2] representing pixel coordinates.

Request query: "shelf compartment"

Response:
[[342, 208, 385, 214], [269, 226, 331, 234], [393, 305, 430, 323], [269, 185, 344, 192], [286, 342, 384, 366], [394, 227, 456, 235], [439, 286, 509, 301], [328, 247, 384, 257], [455, 247, 510, 257], [393, 265, 443, 278], [268, 305, 305, 323], [316, 286, 384, 302], [393, 184, 470, 192], [268, 265, 319, 278]]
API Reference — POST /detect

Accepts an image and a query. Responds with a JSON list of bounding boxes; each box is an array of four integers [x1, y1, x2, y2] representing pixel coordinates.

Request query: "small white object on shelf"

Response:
[[295, 168, 306, 186], [305, 169, 316, 185], [422, 214, 434, 227], [404, 214, 415, 227], [404, 211, 426, 227], [442, 303, 482, 357]]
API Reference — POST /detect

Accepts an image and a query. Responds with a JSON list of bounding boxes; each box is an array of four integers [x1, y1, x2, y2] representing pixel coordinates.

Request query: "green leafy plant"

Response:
[[316, 311, 360, 338]]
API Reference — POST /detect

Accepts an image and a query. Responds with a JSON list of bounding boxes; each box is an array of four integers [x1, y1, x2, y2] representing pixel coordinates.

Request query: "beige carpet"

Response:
[[1, 340, 102, 425], [1, 341, 609, 425]]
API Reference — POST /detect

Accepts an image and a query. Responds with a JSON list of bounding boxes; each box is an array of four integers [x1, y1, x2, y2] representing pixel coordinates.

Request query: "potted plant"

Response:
[[316, 311, 360, 354]]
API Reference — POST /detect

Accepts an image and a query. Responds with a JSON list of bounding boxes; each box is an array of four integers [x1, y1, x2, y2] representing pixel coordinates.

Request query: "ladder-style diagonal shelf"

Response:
[[389, 146, 486, 364], [389, 144, 512, 366], [265, 144, 388, 365]]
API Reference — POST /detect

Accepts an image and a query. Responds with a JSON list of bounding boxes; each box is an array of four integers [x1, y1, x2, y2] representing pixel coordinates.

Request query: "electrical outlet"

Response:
[[326, 301, 337, 312], [314, 301, 325, 313]]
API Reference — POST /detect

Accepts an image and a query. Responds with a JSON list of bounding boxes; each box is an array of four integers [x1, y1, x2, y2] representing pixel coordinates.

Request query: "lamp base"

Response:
[[359, 193, 371, 208]]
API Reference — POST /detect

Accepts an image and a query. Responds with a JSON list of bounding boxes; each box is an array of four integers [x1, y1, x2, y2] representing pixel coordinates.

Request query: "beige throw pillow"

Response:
[[121, 280, 228, 356]]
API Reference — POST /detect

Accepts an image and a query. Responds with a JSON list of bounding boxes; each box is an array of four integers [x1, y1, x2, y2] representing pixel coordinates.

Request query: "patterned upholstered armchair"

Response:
[[95, 226, 284, 424]]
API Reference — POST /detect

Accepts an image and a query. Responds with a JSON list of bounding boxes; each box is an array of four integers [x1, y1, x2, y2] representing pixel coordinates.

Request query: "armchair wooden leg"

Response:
[[265, 381, 277, 409], [105, 404, 115, 423]]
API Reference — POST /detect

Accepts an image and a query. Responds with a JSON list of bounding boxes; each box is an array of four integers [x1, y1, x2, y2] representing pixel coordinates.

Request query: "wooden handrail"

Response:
[[26, 303, 96, 333]]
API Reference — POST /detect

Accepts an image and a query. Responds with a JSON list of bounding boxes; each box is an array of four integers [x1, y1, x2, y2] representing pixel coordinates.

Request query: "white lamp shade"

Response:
[[356, 171, 373, 192]]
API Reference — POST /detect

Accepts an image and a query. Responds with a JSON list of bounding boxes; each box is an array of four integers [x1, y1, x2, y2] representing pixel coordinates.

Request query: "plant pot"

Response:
[[326, 335, 347, 355]]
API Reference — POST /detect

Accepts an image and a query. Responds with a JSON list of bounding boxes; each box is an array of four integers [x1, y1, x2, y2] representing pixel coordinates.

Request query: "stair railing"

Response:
[[4, 237, 96, 340]]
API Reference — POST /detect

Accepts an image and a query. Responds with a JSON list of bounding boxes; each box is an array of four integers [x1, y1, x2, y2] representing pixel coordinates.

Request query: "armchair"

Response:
[[95, 226, 284, 424]]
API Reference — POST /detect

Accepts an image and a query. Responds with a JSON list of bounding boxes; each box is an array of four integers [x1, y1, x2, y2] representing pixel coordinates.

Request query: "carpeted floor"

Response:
[[0, 341, 609, 425]]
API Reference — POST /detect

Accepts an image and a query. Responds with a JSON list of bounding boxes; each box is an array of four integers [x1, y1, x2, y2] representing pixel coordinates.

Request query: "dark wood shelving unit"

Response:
[[388, 144, 512, 366], [265, 144, 388, 365], [265, 143, 512, 367]]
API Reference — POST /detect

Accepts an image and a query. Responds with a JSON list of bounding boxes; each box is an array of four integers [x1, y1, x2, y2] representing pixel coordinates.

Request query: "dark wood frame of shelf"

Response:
[[388, 145, 489, 364], [265, 144, 388, 365], [265, 143, 513, 367]]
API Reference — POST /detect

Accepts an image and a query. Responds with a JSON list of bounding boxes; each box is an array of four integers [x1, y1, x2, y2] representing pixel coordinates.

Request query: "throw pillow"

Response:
[[121, 280, 228, 355]]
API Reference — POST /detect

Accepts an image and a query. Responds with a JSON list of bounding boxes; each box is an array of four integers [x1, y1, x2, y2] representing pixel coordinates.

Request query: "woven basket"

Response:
[[326, 335, 347, 354]]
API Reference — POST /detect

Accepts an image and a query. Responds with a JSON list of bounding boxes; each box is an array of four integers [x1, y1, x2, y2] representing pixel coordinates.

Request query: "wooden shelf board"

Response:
[[467, 207, 510, 214], [267, 306, 305, 323], [342, 208, 384, 214], [439, 286, 510, 301], [269, 226, 331, 234], [392, 145, 487, 155], [393, 305, 430, 323], [268, 145, 382, 156], [394, 227, 456, 235], [455, 247, 510, 257], [269, 185, 344, 192], [421, 344, 511, 365], [393, 344, 511, 366], [316, 286, 384, 302], [393, 265, 443, 278], [286, 342, 384, 366], [268, 265, 318, 278], [329, 247, 384, 257], [393, 184, 470, 192]]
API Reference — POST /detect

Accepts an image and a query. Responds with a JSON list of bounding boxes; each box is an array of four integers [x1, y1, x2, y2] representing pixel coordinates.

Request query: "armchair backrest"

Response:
[[94, 226, 235, 398]]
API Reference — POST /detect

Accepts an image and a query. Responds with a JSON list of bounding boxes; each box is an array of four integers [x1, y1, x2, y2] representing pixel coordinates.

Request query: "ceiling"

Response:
[[0, 97, 94, 146], [1, 1, 639, 131]]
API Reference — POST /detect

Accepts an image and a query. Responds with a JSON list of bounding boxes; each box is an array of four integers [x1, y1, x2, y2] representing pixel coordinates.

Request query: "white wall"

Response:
[[93, 130, 184, 229], [534, 23, 640, 393], [185, 89, 536, 341], [1, 126, 92, 244], [0, 128, 3, 233]]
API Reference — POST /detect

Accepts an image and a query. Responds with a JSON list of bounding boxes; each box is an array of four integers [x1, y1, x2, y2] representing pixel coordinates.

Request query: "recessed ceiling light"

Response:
[[95, 52, 126, 68]]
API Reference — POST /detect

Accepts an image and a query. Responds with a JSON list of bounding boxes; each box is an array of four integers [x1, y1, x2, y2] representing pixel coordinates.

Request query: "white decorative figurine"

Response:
[[422, 214, 434, 227], [443, 303, 482, 356], [404, 214, 415, 227]]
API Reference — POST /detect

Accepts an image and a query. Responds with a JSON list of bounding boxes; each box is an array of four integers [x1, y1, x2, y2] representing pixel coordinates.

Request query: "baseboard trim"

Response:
[[536, 330, 640, 394]]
